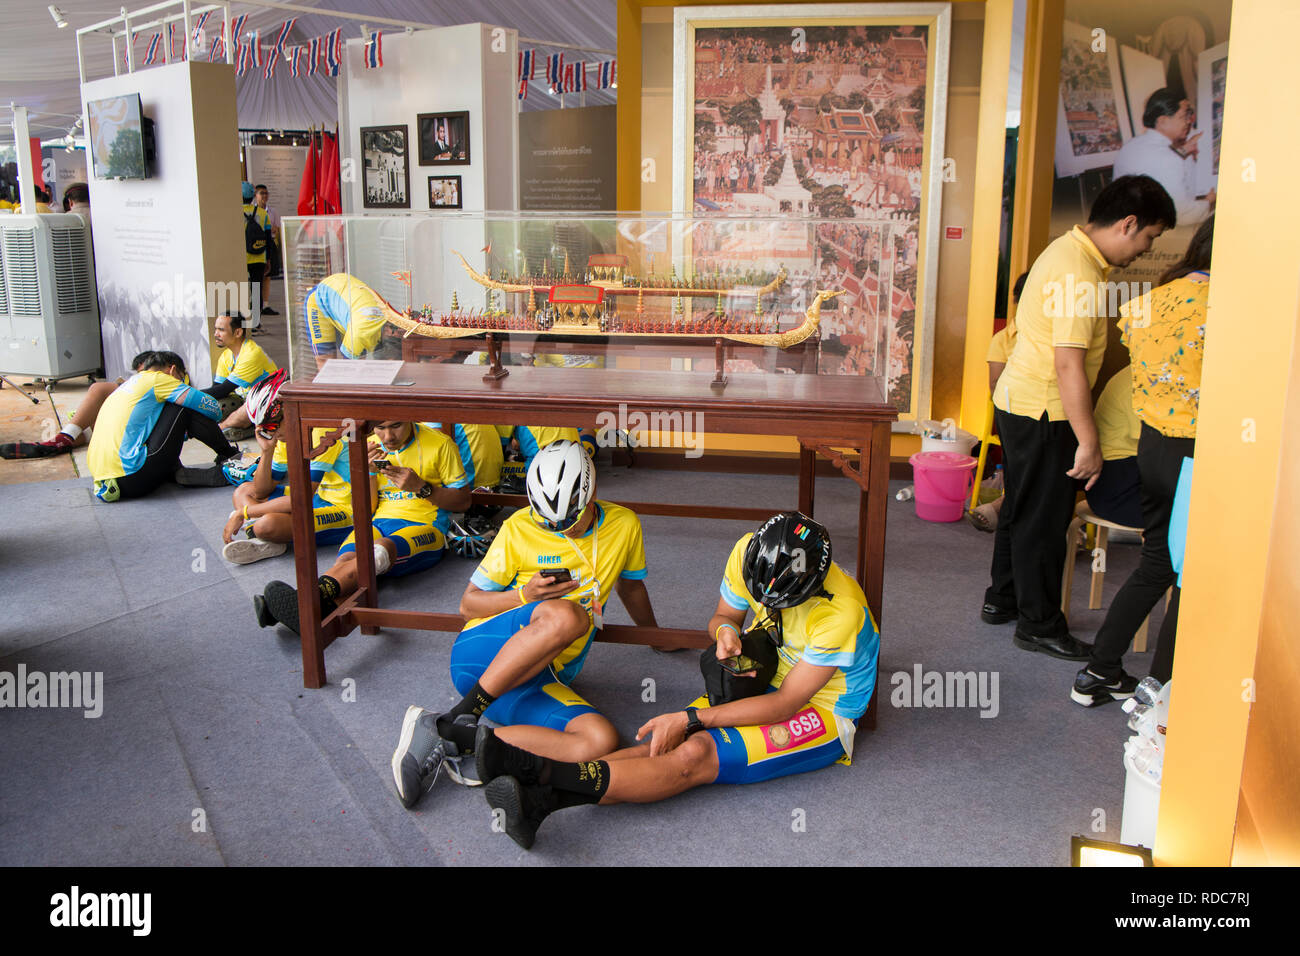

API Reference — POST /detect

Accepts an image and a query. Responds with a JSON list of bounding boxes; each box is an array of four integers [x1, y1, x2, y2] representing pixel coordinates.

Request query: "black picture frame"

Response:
[[360, 125, 410, 209], [427, 175, 463, 209], [417, 111, 471, 166]]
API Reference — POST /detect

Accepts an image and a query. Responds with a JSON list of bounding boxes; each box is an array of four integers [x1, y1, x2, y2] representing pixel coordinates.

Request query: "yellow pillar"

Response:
[[1156, 0, 1300, 865], [958, 0, 1015, 433], [1007, 0, 1063, 283]]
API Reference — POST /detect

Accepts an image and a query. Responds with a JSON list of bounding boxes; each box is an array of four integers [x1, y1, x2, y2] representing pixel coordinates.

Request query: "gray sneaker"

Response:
[[391, 708, 478, 807]]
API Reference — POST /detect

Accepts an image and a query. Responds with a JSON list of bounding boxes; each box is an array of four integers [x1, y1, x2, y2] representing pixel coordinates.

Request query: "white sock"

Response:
[[61, 424, 83, 440], [373, 544, 392, 575]]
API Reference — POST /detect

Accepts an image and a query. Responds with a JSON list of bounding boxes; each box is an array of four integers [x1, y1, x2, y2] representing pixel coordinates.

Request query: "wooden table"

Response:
[[279, 362, 897, 718]]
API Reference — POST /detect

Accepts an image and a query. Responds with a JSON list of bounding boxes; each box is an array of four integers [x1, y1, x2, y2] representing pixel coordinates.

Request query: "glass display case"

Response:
[[281, 211, 916, 412]]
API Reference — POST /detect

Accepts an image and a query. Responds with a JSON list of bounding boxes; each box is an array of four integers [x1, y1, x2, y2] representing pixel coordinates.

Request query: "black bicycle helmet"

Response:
[[742, 512, 833, 610]]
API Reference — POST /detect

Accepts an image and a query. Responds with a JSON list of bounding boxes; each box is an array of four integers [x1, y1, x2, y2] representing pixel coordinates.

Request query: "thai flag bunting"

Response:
[[267, 18, 296, 76], [578, 62, 589, 91], [325, 28, 342, 76], [249, 30, 262, 68], [168, 23, 186, 61], [518, 77, 528, 100], [598, 60, 616, 89], [123, 32, 136, 69], [236, 39, 250, 76], [288, 46, 304, 78], [144, 33, 161, 66], [546, 52, 564, 89], [562, 63, 575, 93], [364, 31, 383, 69], [518, 49, 534, 82], [308, 36, 321, 76], [191, 10, 212, 49]]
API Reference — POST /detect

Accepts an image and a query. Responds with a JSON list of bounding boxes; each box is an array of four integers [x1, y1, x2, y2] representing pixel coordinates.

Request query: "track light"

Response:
[[48, 5, 69, 29]]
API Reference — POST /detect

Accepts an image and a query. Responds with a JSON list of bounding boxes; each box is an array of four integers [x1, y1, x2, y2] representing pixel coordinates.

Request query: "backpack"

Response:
[[244, 208, 267, 255]]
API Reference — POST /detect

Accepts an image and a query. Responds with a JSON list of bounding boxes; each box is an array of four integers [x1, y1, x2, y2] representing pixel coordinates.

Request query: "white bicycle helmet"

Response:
[[525, 439, 595, 532], [244, 368, 288, 431]]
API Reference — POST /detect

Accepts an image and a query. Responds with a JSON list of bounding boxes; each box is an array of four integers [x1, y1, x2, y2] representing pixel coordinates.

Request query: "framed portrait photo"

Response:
[[428, 175, 463, 209], [361, 125, 410, 209], [672, 2, 950, 420], [418, 111, 471, 165]]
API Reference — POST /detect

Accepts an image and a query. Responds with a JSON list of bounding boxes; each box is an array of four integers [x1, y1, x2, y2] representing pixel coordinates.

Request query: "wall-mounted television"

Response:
[[87, 93, 155, 180]]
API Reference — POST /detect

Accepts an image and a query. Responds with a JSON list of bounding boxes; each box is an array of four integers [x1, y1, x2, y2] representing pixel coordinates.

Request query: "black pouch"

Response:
[[700, 626, 779, 706]]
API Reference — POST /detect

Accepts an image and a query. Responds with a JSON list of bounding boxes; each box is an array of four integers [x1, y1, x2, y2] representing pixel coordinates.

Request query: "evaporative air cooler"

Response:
[[0, 212, 101, 380]]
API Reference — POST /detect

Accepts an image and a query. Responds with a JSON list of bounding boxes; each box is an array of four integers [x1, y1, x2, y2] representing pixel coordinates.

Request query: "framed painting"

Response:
[[1196, 41, 1227, 196], [673, 3, 951, 419], [1054, 19, 1133, 176], [361, 125, 410, 209]]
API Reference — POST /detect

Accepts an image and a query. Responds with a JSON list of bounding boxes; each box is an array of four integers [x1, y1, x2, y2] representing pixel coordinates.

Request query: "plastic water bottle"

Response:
[[896, 485, 914, 501], [1126, 704, 1157, 737], [1134, 676, 1162, 707]]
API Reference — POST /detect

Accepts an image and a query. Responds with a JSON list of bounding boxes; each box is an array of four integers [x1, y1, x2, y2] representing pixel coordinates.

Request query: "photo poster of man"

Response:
[[682, 15, 945, 416], [362, 126, 409, 209], [1045, 2, 1231, 396], [419, 112, 469, 164]]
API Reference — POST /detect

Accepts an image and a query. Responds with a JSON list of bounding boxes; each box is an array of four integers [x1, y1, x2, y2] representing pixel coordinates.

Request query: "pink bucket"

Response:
[[910, 451, 977, 522]]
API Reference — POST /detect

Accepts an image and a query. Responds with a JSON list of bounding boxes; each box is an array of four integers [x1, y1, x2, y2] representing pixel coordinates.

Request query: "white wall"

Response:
[[81, 61, 244, 384], [337, 23, 519, 216]]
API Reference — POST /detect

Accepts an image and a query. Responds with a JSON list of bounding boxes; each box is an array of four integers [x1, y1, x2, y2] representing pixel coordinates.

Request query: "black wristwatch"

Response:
[[415, 481, 434, 499], [683, 706, 706, 737]]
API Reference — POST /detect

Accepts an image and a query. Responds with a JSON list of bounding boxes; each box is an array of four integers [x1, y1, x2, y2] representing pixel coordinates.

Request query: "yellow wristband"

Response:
[[243, 505, 251, 523], [715, 622, 740, 642]]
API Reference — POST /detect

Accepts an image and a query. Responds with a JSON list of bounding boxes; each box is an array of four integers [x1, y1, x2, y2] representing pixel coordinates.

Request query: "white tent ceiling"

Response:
[[3, 0, 1023, 147], [1, 0, 617, 146]]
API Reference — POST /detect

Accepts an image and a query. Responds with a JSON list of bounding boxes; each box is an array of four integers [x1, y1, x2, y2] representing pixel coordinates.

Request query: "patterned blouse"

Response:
[[1118, 271, 1209, 439]]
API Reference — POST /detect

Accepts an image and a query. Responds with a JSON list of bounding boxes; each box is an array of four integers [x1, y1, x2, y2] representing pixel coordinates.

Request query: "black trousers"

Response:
[[1087, 424, 1195, 678], [985, 408, 1080, 638], [1085, 455, 1142, 528], [112, 404, 238, 500]]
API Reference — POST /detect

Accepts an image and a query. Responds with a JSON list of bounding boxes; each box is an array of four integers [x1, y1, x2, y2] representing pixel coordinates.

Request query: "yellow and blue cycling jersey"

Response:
[[424, 422, 504, 489], [267, 427, 353, 512], [468, 500, 648, 682], [719, 533, 879, 753], [303, 273, 396, 358], [370, 423, 469, 531], [531, 353, 606, 369], [214, 339, 278, 397], [514, 425, 582, 463], [88, 371, 222, 495]]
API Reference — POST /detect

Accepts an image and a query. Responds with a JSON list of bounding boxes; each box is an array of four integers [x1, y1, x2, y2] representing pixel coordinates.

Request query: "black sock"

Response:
[[447, 681, 497, 720], [435, 715, 478, 751], [547, 759, 609, 805], [317, 575, 341, 602]]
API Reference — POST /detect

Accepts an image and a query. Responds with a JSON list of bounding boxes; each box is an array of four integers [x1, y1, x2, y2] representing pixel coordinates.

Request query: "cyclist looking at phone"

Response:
[[473, 512, 881, 850], [390, 439, 658, 810]]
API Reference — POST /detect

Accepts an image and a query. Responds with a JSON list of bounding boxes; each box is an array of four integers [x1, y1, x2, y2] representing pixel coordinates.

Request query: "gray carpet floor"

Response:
[[0, 462, 1162, 866]]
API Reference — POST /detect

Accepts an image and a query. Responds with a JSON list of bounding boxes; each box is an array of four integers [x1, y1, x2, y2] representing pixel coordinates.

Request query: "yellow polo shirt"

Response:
[[1094, 366, 1140, 461], [993, 226, 1112, 421], [1119, 272, 1209, 439], [986, 325, 1014, 364]]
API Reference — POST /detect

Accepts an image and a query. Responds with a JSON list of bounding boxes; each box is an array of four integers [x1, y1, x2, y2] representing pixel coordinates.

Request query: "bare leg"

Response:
[[597, 734, 721, 804], [250, 513, 295, 543], [65, 381, 120, 445], [495, 712, 619, 763]]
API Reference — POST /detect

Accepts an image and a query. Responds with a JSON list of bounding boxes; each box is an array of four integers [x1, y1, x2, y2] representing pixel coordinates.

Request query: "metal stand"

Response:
[[0, 372, 62, 430]]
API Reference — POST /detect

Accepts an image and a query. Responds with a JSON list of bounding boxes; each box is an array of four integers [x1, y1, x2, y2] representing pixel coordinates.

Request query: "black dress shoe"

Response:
[[980, 602, 1018, 625], [1013, 629, 1092, 661]]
